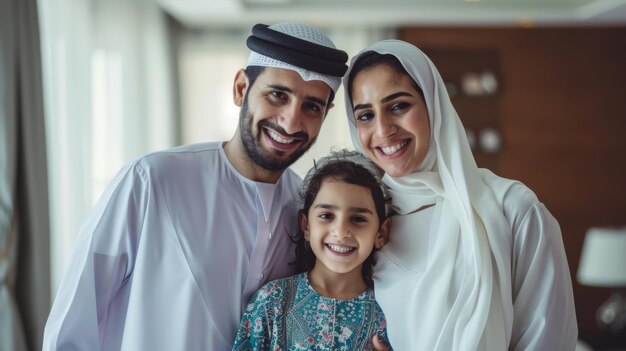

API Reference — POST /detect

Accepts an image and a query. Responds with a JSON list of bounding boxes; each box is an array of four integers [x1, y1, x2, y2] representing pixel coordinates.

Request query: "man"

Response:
[[43, 22, 348, 350]]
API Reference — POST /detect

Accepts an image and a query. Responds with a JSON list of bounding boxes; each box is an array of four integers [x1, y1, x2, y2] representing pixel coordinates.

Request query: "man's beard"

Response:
[[239, 97, 317, 171]]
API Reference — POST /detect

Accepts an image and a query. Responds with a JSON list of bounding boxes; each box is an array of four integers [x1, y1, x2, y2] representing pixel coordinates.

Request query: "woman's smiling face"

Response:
[[351, 63, 431, 177]]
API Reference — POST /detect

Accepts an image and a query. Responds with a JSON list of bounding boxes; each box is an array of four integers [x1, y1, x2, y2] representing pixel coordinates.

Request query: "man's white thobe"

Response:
[[43, 142, 301, 350]]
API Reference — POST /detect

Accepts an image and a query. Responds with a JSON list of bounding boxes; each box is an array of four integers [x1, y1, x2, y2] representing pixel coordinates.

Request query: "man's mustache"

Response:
[[258, 120, 309, 143]]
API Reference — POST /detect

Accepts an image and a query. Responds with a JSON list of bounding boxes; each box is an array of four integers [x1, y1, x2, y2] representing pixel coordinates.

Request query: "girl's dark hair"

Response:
[[244, 66, 336, 106], [347, 51, 423, 99], [292, 159, 388, 287]]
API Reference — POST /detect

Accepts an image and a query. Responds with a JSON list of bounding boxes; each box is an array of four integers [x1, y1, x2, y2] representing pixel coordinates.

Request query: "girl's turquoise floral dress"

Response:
[[232, 272, 391, 351]]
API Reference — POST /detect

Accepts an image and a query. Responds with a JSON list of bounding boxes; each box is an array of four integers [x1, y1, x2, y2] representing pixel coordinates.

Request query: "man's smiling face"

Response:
[[238, 67, 332, 171]]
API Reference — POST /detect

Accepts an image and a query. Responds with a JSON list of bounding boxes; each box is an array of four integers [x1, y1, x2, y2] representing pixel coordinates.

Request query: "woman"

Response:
[[343, 40, 577, 350]]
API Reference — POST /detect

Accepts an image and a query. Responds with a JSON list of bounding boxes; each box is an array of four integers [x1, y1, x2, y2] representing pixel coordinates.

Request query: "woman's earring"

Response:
[[304, 240, 310, 251]]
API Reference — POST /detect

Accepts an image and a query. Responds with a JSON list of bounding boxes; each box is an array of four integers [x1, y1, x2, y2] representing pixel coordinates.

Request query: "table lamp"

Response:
[[577, 227, 626, 335]]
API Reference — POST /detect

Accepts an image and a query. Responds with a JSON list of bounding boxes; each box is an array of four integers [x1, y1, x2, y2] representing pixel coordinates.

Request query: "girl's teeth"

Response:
[[327, 244, 355, 253], [381, 140, 407, 155], [268, 129, 294, 144]]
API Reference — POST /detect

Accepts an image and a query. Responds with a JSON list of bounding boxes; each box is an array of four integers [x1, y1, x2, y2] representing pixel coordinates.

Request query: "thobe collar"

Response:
[[255, 182, 277, 223]]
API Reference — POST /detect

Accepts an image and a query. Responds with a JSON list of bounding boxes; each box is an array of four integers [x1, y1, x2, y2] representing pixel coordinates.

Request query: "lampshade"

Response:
[[577, 227, 626, 287]]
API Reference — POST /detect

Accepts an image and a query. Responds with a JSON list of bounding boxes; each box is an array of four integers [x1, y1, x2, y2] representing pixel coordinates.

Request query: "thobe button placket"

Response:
[[258, 273, 264, 281]]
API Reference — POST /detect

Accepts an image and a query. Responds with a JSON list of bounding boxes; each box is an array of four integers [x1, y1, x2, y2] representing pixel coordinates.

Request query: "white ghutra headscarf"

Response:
[[343, 40, 514, 350], [246, 22, 348, 94]]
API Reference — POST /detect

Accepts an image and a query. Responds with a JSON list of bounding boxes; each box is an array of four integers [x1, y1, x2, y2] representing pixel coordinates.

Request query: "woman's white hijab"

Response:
[[343, 40, 513, 349]]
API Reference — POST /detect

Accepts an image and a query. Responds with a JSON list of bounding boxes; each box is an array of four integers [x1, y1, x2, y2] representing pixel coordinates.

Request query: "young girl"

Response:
[[232, 150, 392, 350]]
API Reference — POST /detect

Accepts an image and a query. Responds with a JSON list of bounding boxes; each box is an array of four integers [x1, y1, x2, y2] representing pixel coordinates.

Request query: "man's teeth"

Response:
[[326, 244, 356, 253], [380, 140, 408, 155], [268, 129, 295, 144]]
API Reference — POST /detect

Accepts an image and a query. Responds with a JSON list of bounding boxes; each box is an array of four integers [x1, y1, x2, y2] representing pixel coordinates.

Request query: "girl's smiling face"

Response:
[[351, 63, 431, 177], [300, 177, 387, 281]]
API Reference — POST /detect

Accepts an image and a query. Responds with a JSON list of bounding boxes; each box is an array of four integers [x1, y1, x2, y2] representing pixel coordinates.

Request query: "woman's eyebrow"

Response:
[[353, 91, 413, 112], [381, 91, 413, 103], [353, 103, 371, 112]]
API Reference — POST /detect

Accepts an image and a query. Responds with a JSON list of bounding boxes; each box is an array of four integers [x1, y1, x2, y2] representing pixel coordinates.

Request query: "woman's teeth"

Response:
[[380, 140, 408, 155], [326, 244, 356, 253], [267, 129, 295, 144]]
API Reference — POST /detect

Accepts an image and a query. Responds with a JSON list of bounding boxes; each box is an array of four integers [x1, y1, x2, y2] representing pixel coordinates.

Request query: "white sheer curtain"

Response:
[[38, 0, 177, 297], [179, 25, 394, 177], [1, 0, 50, 348]]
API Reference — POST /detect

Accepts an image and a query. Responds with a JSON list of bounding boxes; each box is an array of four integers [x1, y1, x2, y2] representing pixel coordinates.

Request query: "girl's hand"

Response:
[[372, 335, 389, 351]]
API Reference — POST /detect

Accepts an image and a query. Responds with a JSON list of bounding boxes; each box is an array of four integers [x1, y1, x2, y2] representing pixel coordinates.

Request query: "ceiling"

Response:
[[159, 0, 626, 28]]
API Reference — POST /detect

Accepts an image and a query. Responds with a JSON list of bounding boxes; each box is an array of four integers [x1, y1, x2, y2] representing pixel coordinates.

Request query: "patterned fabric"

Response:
[[232, 273, 391, 351]]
